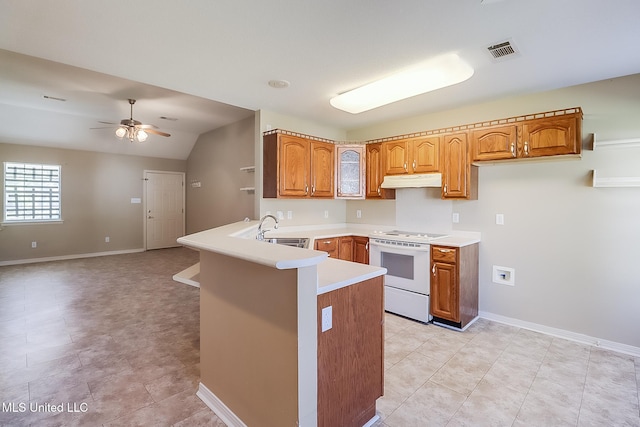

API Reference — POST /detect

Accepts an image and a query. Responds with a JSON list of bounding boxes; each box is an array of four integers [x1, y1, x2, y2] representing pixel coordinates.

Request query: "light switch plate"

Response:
[[496, 213, 504, 225]]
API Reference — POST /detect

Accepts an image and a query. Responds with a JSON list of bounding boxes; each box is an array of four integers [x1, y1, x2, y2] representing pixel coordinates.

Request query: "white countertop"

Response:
[[177, 221, 480, 295]]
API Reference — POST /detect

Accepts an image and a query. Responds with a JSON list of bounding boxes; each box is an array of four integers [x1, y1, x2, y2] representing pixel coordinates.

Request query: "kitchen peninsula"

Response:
[[177, 221, 387, 427]]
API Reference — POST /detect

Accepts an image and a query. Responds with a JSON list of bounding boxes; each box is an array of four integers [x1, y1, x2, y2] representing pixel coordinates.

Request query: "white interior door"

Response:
[[145, 171, 185, 250]]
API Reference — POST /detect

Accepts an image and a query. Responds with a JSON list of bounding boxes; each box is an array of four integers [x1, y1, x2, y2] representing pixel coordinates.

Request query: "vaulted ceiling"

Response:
[[1, 0, 639, 159]]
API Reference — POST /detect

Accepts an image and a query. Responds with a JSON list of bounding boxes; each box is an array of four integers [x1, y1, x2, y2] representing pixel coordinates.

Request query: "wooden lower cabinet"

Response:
[[353, 236, 369, 264], [315, 235, 369, 264], [317, 276, 384, 427], [430, 244, 479, 329]]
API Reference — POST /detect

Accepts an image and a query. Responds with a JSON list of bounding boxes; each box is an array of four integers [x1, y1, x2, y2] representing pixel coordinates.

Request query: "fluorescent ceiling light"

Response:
[[330, 53, 474, 114]]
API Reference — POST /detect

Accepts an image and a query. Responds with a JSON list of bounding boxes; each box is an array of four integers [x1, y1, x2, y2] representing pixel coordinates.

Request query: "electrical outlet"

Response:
[[496, 213, 505, 225], [452, 212, 460, 223], [277, 211, 284, 220], [324, 210, 329, 219], [105, 236, 110, 243], [287, 210, 293, 220], [356, 209, 362, 218], [321, 306, 332, 332], [31, 241, 37, 248]]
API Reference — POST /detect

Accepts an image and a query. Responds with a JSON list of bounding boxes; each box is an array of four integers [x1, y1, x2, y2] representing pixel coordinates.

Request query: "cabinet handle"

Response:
[[510, 142, 516, 157], [305, 184, 309, 195], [438, 248, 452, 253], [322, 240, 332, 244], [412, 160, 416, 171], [432, 264, 436, 275], [524, 141, 530, 156], [311, 184, 316, 195], [403, 162, 407, 171], [377, 186, 381, 196], [443, 184, 447, 194], [365, 242, 369, 250]]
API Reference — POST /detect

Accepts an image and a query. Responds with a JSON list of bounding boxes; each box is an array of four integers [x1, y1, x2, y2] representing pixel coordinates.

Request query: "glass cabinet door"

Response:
[[336, 145, 365, 199]]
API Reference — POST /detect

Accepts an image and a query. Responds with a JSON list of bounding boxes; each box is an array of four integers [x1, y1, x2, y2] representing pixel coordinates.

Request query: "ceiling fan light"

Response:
[[330, 52, 474, 114], [136, 129, 148, 142], [115, 126, 127, 138]]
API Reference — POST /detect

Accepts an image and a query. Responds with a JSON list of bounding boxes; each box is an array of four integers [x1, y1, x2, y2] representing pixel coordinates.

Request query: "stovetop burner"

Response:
[[370, 229, 449, 242]]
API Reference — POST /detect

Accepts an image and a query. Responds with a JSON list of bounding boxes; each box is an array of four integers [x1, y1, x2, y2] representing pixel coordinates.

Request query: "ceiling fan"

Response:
[[92, 99, 171, 142]]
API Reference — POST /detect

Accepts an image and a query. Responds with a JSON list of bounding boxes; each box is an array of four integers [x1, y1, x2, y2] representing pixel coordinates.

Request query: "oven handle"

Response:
[[369, 241, 431, 252]]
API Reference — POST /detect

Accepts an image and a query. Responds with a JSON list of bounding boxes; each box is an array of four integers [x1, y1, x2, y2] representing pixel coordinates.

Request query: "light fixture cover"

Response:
[[115, 127, 127, 139], [330, 53, 474, 114]]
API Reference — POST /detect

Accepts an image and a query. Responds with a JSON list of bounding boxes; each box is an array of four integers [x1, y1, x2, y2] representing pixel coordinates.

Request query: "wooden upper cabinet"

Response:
[[411, 136, 440, 173], [471, 125, 518, 161], [382, 136, 440, 175], [310, 141, 335, 198], [471, 110, 582, 162], [263, 132, 334, 199], [279, 135, 310, 197], [336, 145, 365, 199], [522, 115, 580, 158], [442, 132, 474, 199], [365, 143, 395, 199]]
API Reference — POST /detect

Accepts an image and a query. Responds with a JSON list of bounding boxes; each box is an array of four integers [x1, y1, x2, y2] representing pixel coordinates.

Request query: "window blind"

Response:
[[4, 162, 61, 222]]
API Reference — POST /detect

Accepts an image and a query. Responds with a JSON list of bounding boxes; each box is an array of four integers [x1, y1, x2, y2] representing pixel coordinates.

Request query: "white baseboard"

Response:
[[197, 383, 247, 427], [0, 248, 145, 266], [479, 311, 640, 358]]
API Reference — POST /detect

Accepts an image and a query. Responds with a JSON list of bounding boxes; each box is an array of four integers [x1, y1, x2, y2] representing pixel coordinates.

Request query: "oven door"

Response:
[[369, 240, 430, 295]]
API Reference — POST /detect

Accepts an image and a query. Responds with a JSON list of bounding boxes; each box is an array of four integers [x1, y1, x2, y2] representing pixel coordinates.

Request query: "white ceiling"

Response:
[[1, 0, 639, 160]]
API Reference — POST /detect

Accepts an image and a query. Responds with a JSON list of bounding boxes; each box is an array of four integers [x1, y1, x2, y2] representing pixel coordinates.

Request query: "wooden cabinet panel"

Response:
[[412, 136, 440, 173], [431, 261, 459, 322], [317, 276, 383, 427], [442, 132, 476, 199], [382, 140, 408, 175], [353, 236, 369, 264], [310, 141, 335, 198], [338, 236, 354, 261], [522, 115, 580, 158], [471, 125, 517, 161], [365, 143, 395, 199], [279, 135, 310, 197]]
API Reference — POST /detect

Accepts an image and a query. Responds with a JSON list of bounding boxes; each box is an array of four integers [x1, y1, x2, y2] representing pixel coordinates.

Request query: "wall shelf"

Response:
[[240, 166, 255, 172], [240, 187, 256, 192], [592, 133, 640, 150], [592, 170, 640, 188]]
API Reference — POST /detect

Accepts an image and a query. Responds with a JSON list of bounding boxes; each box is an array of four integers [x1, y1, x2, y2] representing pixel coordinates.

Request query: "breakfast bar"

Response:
[[177, 221, 387, 427]]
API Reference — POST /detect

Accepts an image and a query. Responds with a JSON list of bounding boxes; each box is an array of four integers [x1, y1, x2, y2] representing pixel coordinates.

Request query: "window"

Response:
[[3, 162, 61, 223]]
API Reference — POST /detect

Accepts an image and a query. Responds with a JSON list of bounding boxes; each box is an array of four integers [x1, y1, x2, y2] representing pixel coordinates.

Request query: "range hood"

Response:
[[380, 173, 442, 189]]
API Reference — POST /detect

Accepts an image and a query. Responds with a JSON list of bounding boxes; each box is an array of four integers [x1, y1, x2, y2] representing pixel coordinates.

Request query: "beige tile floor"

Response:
[[1, 247, 639, 426]]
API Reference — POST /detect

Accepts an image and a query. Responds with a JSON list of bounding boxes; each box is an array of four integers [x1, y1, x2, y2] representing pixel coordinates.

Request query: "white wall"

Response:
[[347, 73, 640, 349]]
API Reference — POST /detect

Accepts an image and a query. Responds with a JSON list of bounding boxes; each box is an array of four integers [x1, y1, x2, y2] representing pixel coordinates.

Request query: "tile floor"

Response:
[[1, 247, 639, 426]]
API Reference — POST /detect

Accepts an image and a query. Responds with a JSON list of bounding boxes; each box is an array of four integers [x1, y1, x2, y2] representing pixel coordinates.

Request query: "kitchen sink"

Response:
[[263, 237, 309, 249]]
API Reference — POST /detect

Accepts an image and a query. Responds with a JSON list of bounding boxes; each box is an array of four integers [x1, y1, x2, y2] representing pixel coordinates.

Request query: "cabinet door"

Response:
[[411, 136, 440, 173], [431, 261, 459, 322], [366, 144, 395, 199], [382, 140, 409, 175], [311, 141, 335, 198], [336, 145, 365, 199], [315, 237, 339, 258], [442, 133, 469, 199], [279, 135, 310, 197], [338, 236, 354, 262], [521, 116, 580, 158], [471, 125, 517, 161], [353, 236, 369, 264]]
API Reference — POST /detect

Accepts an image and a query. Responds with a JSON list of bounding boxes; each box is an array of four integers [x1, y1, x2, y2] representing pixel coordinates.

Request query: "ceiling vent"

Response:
[[487, 39, 520, 61]]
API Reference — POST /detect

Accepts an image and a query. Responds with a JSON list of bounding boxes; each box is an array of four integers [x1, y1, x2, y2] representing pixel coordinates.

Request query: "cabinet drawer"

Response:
[[431, 246, 457, 263], [315, 237, 339, 257]]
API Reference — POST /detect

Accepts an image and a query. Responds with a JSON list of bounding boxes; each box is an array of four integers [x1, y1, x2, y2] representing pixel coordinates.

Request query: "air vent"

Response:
[[487, 39, 520, 61]]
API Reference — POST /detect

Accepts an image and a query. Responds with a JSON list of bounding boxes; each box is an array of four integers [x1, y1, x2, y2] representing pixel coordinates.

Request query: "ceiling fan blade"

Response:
[[144, 128, 171, 137], [97, 121, 117, 125], [90, 126, 116, 129]]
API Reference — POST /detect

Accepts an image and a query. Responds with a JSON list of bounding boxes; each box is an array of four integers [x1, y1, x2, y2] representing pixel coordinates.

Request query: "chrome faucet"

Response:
[[256, 214, 278, 240]]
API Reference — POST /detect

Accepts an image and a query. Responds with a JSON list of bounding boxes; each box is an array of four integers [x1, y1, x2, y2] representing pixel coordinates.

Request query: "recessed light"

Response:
[[330, 53, 474, 114], [268, 80, 290, 89]]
